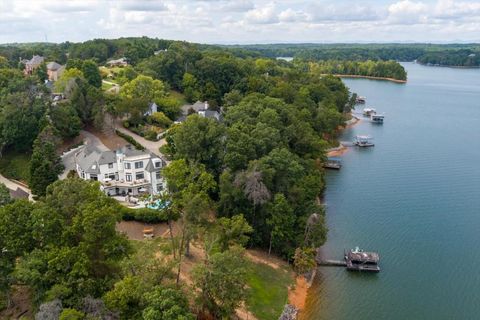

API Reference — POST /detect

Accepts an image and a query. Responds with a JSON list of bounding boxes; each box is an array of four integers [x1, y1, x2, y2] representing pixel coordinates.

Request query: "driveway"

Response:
[[115, 120, 166, 156]]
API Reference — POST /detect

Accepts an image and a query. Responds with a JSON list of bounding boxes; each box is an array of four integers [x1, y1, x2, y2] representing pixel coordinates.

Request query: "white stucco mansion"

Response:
[[74, 144, 166, 196]]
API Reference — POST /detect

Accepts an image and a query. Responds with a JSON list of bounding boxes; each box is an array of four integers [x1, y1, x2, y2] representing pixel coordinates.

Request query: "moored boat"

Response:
[[323, 157, 342, 170], [371, 114, 385, 124], [354, 135, 374, 147], [363, 108, 376, 116], [356, 96, 366, 104], [345, 247, 380, 272]]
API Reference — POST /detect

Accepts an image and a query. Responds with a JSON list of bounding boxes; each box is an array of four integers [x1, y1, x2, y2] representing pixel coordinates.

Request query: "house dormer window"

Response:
[[154, 161, 161, 168]]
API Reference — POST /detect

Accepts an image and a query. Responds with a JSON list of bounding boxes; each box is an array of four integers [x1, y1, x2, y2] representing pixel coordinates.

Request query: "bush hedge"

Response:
[[119, 206, 168, 223], [115, 130, 145, 151]]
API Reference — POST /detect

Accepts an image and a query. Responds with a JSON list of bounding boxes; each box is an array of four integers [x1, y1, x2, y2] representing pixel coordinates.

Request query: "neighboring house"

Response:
[[106, 57, 128, 67], [46, 61, 65, 81], [154, 49, 168, 55], [8, 187, 29, 200], [176, 101, 222, 123], [23, 55, 45, 75], [74, 144, 166, 196], [144, 102, 158, 116]]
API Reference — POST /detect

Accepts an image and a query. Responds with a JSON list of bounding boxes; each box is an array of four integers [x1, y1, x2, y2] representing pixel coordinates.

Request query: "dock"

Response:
[[317, 259, 347, 267], [316, 247, 381, 272]]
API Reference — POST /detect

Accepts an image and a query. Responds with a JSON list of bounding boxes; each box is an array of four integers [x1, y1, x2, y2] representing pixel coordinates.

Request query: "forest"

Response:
[[228, 43, 480, 67], [0, 37, 355, 319]]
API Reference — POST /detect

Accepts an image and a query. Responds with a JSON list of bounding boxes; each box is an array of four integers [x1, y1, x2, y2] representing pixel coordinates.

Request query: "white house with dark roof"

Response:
[[74, 144, 166, 196], [176, 101, 222, 123]]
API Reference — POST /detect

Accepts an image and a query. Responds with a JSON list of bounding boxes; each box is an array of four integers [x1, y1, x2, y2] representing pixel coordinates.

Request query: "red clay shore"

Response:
[[332, 74, 407, 83]]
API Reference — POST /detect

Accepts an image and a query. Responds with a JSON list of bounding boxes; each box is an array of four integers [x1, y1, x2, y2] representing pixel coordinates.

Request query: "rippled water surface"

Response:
[[303, 63, 480, 320]]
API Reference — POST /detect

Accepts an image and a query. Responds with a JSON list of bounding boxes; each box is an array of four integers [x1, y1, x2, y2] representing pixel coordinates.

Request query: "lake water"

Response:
[[302, 62, 480, 320]]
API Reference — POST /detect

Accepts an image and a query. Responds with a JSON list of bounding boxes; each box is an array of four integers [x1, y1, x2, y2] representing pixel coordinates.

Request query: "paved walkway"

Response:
[[114, 120, 166, 156], [0, 173, 33, 201]]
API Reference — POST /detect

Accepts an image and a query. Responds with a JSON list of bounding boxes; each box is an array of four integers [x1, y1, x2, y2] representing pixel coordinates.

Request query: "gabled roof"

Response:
[[181, 101, 207, 115], [47, 61, 62, 71], [98, 151, 116, 165], [8, 187, 29, 199], [27, 55, 44, 66]]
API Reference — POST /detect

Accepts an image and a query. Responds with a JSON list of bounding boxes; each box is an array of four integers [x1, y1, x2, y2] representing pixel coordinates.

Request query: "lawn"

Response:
[[102, 81, 114, 91], [169, 90, 187, 105], [0, 150, 31, 182], [245, 260, 294, 320]]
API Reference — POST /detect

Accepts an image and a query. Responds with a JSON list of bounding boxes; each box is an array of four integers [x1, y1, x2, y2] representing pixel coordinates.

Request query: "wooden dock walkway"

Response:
[[317, 259, 347, 267]]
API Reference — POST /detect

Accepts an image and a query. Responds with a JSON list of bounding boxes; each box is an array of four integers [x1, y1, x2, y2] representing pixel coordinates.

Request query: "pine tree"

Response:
[[29, 126, 64, 197]]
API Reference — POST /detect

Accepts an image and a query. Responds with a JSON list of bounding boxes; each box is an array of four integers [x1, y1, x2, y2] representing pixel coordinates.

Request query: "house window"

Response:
[[156, 172, 161, 179], [81, 172, 85, 179], [90, 174, 98, 181], [108, 163, 114, 169], [126, 173, 132, 182], [104, 174, 109, 179], [157, 184, 163, 192], [154, 161, 161, 168], [136, 172, 144, 180], [124, 162, 131, 169], [135, 161, 143, 169]]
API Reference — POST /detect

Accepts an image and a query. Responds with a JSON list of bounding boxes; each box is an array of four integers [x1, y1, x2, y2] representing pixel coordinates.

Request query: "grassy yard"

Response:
[[169, 90, 187, 105], [102, 81, 114, 91], [0, 150, 31, 182], [246, 260, 294, 320]]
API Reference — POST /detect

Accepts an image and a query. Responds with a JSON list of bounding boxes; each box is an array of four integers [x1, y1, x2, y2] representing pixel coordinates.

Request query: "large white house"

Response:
[[74, 144, 166, 196]]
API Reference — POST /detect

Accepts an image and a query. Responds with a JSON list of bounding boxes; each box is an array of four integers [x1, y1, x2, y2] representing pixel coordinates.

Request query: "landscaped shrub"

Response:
[[120, 206, 168, 223], [115, 130, 145, 151], [144, 130, 158, 141], [149, 111, 173, 128]]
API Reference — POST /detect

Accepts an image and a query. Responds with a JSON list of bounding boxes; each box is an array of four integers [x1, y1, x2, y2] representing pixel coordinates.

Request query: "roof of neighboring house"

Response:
[[8, 187, 29, 199], [26, 55, 44, 66], [106, 57, 128, 65], [47, 61, 62, 71], [181, 101, 207, 115]]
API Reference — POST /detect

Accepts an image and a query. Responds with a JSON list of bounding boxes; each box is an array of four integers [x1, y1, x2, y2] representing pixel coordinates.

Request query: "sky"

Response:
[[1, 0, 480, 44]]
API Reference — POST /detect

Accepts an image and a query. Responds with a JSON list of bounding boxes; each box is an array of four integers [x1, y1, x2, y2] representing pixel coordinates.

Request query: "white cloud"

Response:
[[0, 0, 480, 44], [245, 4, 278, 24], [387, 0, 428, 24]]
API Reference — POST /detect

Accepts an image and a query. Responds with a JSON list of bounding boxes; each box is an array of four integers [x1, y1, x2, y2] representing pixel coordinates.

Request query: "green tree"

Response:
[[104, 276, 145, 320], [0, 200, 35, 305], [192, 247, 248, 319], [0, 183, 11, 206], [215, 215, 252, 252], [293, 247, 317, 275], [29, 126, 64, 197], [55, 68, 84, 93], [49, 102, 82, 138], [266, 194, 295, 255], [171, 115, 225, 176], [120, 75, 167, 102], [59, 308, 85, 320], [142, 287, 195, 320], [81, 60, 102, 88], [35, 62, 48, 82], [16, 179, 131, 305]]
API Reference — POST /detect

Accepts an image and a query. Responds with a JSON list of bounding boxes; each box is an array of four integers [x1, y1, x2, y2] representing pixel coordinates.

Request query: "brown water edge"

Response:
[[330, 74, 407, 83]]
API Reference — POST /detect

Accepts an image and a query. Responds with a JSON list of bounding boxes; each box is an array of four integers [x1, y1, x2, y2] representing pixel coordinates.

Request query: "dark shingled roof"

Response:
[[9, 187, 29, 199]]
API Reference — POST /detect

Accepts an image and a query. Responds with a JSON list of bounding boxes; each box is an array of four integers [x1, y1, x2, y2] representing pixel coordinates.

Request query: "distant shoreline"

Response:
[[331, 74, 407, 83]]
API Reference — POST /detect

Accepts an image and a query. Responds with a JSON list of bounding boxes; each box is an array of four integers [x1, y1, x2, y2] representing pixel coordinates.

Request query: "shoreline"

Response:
[[326, 115, 361, 157], [332, 74, 407, 83]]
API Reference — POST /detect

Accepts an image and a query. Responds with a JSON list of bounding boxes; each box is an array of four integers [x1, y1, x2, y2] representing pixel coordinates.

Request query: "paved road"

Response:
[[114, 120, 166, 156], [60, 130, 109, 179]]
